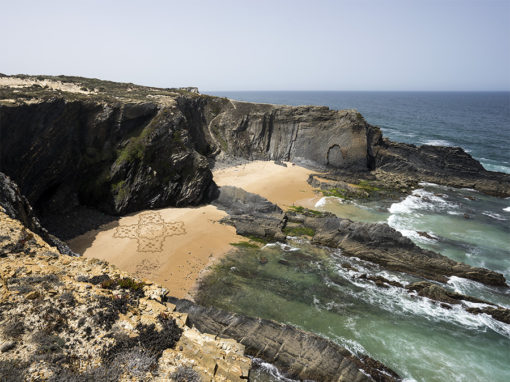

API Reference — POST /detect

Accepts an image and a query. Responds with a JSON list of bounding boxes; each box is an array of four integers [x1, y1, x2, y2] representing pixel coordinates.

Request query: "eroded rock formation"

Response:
[[2, 74, 509, 231], [169, 297, 401, 382], [215, 186, 507, 287]]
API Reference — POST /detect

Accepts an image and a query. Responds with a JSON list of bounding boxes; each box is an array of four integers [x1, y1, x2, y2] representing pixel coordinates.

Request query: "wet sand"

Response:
[[68, 161, 320, 298]]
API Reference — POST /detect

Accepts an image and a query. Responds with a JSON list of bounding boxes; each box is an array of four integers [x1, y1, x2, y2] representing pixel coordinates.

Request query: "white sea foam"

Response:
[[503, 207, 510, 212], [388, 189, 457, 215], [342, 270, 510, 338], [460, 187, 478, 193], [481, 162, 510, 174], [262, 242, 300, 252], [329, 332, 368, 356], [314, 196, 328, 207], [251, 358, 298, 381], [314, 195, 344, 208], [482, 211, 507, 221], [448, 276, 510, 309], [423, 139, 453, 146], [418, 181, 441, 188], [329, 248, 510, 337]]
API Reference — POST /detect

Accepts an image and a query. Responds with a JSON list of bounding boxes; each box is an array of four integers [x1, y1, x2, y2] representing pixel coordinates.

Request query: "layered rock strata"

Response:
[[169, 297, 401, 382], [3, 74, 508, 234], [214, 186, 507, 287]]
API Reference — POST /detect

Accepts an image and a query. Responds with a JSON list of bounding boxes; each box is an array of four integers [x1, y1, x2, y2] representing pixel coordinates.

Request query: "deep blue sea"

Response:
[[203, 91, 510, 382], [208, 91, 510, 174]]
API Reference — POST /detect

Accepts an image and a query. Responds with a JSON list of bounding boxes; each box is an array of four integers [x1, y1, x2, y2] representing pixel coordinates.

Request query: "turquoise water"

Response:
[[198, 185, 510, 381], [199, 197, 510, 381], [198, 231, 510, 381], [199, 92, 510, 381]]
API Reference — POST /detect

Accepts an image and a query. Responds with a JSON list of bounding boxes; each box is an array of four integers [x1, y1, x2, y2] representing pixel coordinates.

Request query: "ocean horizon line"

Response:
[[206, 89, 510, 93]]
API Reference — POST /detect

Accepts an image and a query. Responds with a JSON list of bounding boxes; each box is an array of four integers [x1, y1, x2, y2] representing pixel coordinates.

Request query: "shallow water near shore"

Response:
[[200, 91, 510, 380], [197, 184, 510, 381]]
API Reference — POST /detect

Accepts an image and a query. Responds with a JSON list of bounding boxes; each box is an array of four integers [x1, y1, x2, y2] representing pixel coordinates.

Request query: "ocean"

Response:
[[202, 91, 510, 382]]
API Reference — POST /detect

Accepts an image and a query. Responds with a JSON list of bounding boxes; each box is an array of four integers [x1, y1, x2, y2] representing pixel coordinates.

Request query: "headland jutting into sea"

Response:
[[1, 75, 509, 381]]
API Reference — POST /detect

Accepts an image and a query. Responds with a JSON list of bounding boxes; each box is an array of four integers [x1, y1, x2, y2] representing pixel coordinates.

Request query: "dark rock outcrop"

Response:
[[0, 98, 214, 217], [466, 306, 510, 325], [305, 214, 507, 287], [0, 172, 76, 255], [211, 187, 507, 288], [406, 281, 486, 305], [371, 134, 510, 197], [213, 186, 287, 241], [406, 281, 510, 325], [169, 297, 401, 382]]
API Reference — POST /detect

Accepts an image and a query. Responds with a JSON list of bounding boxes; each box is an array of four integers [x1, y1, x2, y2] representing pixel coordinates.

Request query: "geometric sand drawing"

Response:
[[113, 211, 186, 252], [134, 258, 161, 279]]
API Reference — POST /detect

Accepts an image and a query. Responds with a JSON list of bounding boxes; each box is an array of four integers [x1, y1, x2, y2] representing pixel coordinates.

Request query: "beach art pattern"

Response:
[[113, 211, 185, 252]]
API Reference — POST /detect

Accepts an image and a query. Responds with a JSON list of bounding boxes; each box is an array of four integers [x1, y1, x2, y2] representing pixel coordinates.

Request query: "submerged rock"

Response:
[[406, 281, 510, 325], [406, 281, 486, 305], [306, 215, 507, 287]]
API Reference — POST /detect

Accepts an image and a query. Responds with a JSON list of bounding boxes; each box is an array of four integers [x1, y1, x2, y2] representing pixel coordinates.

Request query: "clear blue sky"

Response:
[[1, 0, 509, 91]]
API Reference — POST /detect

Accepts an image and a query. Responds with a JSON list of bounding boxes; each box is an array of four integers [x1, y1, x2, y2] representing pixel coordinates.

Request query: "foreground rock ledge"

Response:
[[169, 298, 401, 382], [0, 210, 250, 381]]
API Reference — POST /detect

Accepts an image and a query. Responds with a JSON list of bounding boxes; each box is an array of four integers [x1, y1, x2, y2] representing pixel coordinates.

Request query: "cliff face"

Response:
[[0, 75, 378, 226], [207, 99, 371, 169], [2, 75, 508, 225], [0, 97, 213, 217]]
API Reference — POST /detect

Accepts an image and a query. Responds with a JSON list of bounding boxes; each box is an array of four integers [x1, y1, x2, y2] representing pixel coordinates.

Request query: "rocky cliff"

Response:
[[1, 74, 509, 381], [1, 74, 509, 236]]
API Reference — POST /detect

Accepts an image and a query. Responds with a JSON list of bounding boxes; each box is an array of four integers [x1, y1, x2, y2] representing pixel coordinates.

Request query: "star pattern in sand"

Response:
[[113, 211, 185, 252]]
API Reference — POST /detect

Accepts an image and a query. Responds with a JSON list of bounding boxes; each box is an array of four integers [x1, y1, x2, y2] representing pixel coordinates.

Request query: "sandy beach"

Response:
[[68, 161, 320, 298], [214, 161, 321, 208]]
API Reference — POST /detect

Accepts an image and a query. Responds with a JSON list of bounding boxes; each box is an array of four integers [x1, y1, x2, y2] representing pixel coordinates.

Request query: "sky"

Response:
[[1, 0, 509, 91]]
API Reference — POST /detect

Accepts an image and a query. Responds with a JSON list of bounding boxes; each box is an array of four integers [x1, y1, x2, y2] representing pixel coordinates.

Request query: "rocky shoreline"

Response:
[[1, 75, 509, 381]]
